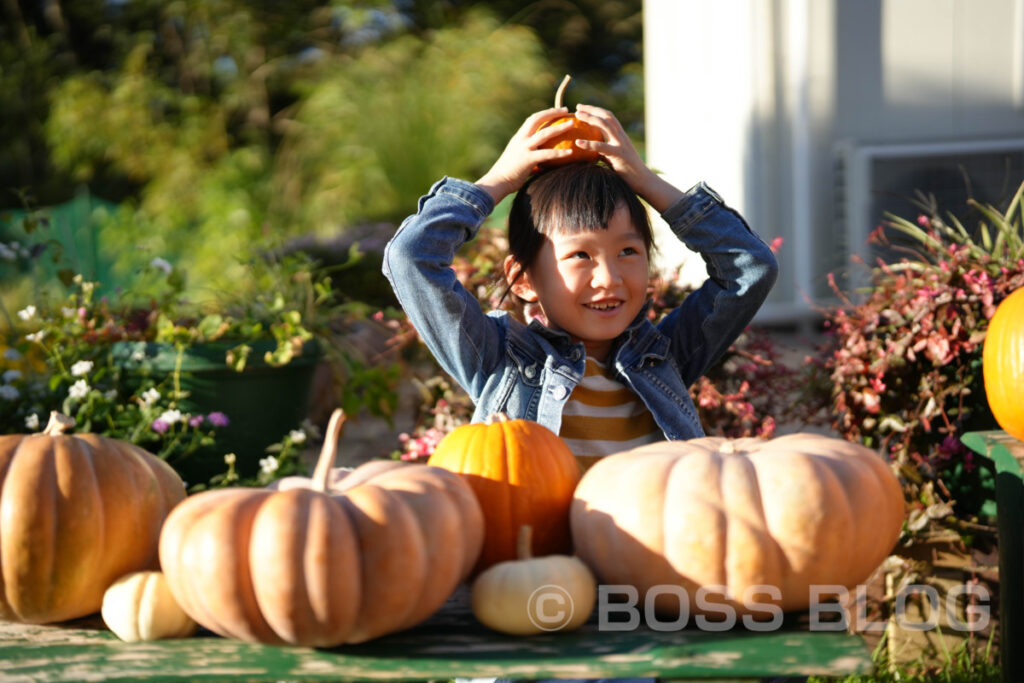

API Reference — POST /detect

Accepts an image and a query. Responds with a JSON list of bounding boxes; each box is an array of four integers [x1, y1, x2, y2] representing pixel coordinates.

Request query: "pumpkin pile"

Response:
[[570, 433, 905, 616], [0, 402, 908, 644], [0, 412, 186, 624], [158, 409, 484, 647]]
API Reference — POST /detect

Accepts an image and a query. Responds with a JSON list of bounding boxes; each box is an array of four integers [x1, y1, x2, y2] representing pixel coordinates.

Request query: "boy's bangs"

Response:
[[524, 163, 653, 252], [529, 169, 625, 236]]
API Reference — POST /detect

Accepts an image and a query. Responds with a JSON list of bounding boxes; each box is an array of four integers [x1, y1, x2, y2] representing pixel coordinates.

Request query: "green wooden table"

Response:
[[962, 429, 1024, 683], [0, 587, 874, 681]]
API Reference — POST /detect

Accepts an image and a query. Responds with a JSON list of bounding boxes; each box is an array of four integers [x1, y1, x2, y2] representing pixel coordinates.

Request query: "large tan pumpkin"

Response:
[[0, 412, 186, 624], [570, 433, 904, 616], [159, 409, 485, 646]]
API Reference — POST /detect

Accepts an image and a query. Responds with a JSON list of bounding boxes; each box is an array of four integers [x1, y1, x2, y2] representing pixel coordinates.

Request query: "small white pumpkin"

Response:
[[101, 571, 198, 642], [471, 526, 596, 636]]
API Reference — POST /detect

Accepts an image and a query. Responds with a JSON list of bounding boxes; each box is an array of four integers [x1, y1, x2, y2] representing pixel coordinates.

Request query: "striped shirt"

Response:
[[560, 357, 662, 464]]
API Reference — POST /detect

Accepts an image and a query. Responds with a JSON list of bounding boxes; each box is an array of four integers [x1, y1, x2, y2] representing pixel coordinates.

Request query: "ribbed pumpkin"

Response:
[[427, 414, 581, 574], [0, 412, 186, 624], [571, 433, 904, 616], [159, 409, 484, 646], [983, 286, 1024, 441], [101, 570, 198, 642]]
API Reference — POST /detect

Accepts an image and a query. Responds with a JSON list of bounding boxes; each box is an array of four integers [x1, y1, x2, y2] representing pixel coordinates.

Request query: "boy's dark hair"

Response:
[[502, 162, 655, 303]]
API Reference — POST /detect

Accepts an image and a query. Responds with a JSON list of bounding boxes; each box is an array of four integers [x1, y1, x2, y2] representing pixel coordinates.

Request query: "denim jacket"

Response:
[[382, 177, 778, 441]]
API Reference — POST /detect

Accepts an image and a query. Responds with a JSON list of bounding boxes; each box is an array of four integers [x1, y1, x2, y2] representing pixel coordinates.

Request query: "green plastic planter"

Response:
[[112, 340, 320, 484]]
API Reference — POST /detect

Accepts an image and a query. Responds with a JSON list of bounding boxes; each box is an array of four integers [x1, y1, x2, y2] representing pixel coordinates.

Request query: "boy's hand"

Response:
[[573, 104, 684, 213], [475, 108, 575, 204]]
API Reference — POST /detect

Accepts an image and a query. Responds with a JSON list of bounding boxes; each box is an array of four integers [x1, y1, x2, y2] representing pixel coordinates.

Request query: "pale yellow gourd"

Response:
[[471, 526, 596, 636], [101, 571, 198, 642]]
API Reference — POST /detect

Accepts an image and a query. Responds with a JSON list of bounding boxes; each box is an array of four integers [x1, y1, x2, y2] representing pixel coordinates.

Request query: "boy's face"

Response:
[[511, 205, 650, 362]]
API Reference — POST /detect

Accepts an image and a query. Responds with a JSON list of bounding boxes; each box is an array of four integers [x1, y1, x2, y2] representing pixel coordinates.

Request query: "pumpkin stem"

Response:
[[485, 413, 511, 425], [516, 525, 534, 561], [312, 408, 346, 492], [43, 411, 75, 436], [554, 74, 571, 109]]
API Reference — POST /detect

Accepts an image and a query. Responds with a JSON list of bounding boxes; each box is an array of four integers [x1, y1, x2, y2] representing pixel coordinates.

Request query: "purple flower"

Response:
[[207, 411, 230, 427], [189, 415, 205, 428], [152, 419, 170, 434]]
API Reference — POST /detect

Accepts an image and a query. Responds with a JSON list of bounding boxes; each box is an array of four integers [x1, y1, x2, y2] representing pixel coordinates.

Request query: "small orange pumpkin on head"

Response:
[[535, 75, 603, 166]]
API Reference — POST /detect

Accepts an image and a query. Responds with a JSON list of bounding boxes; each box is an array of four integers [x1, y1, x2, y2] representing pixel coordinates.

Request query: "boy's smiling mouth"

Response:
[[585, 300, 622, 311]]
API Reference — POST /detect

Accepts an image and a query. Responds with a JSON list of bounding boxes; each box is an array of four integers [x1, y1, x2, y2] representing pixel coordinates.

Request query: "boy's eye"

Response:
[[569, 251, 590, 260], [621, 247, 639, 256]]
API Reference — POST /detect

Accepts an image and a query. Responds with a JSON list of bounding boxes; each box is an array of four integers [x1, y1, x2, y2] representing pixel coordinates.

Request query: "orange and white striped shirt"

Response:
[[560, 357, 662, 462]]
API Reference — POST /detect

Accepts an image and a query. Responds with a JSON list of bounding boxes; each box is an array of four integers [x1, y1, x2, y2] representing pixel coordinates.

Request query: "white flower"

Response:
[[288, 429, 306, 444], [130, 348, 146, 362], [71, 360, 94, 377], [224, 453, 237, 466], [158, 409, 183, 425], [61, 307, 77, 319], [3, 369, 21, 383], [141, 388, 161, 406], [259, 456, 280, 475], [68, 379, 90, 400], [24, 413, 39, 430], [149, 257, 173, 275], [104, 389, 118, 400], [17, 305, 36, 321], [25, 330, 45, 343], [0, 385, 19, 400]]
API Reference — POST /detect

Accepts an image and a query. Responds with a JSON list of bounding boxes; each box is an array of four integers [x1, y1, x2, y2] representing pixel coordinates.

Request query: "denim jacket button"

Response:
[[552, 385, 569, 400], [524, 364, 538, 379], [570, 348, 582, 362]]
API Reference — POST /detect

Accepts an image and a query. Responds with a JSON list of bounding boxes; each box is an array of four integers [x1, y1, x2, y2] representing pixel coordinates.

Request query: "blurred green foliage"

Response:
[[1, 0, 641, 299]]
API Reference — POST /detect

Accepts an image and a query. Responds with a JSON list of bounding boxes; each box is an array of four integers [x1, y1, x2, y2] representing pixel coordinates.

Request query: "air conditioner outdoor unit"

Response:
[[834, 138, 1024, 291]]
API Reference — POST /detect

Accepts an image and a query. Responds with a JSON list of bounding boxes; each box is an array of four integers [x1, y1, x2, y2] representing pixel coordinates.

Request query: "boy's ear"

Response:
[[503, 255, 538, 302]]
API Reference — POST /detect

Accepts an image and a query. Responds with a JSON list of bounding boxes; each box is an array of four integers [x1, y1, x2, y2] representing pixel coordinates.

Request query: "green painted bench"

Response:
[[0, 586, 873, 681], [962, 429, 1024, 683]]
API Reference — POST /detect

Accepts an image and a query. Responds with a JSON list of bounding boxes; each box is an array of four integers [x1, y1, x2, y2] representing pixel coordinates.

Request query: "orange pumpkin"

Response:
[[983, 286, 1024, 441], [0, 412, 186, 624], [427, 414, 581, 573], [535, 74, 602, 166], [571, 434, 904, 616], [159, 409, 484, 646]]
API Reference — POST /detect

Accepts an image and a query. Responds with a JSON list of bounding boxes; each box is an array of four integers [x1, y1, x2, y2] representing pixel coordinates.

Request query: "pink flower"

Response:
[[152, 419, 170, 434], [189, 415, 204, 428], [207, 411, 230, 427], [861, 388, 881, 414]]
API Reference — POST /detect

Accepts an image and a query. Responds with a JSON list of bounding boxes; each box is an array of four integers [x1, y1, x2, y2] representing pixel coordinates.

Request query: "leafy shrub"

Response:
[[43, 10, 549, 298], [819, 183, 1024, 519]]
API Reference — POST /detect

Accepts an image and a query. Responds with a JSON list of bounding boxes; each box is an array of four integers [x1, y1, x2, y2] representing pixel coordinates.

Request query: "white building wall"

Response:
[[644, 0, 1024, 324]]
